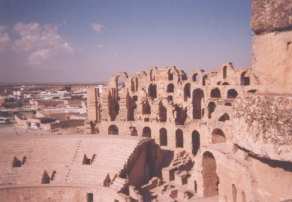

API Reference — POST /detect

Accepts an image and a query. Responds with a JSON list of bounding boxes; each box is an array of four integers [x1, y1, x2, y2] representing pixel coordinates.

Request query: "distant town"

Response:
[[0, 83, 103, 135]]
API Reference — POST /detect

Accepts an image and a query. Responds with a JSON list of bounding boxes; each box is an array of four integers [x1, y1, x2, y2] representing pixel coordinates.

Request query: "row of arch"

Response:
[[108, 125, 226, 150]]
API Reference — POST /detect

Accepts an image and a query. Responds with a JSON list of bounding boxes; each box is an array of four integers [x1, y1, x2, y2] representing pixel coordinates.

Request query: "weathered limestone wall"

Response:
[[0, 186, 128, 202], [252, 0, 292, 93], [233, 95, 292, 162]]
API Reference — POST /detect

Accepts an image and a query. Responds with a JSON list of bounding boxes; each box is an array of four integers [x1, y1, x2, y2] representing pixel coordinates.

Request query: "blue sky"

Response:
[[0, 0, 251, 83]]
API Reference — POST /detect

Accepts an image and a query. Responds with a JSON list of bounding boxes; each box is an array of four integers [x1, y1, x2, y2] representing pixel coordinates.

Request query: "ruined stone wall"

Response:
[[252, 0, 292, 93]]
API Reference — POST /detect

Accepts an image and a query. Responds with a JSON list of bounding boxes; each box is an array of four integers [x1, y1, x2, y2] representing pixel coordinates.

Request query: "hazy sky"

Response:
[[0, 0, 251, 83]]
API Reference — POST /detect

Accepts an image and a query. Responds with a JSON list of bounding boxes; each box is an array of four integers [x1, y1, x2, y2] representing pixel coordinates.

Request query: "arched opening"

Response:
[[142, 127, 151, 138], [184, 83, 191, 101], [130, 127, 138, 136], [167, 83, 174, 93], [192, 89, 204, 119], [202, 151, 219, 197], [212, 128, 226, 143], [222, 82, 229, 85], [41, 171, 51, 184], [159, 128, 167, 146], [174, 105, 187, 125], [192, 130, 200, 156], [181, 71, 188, 80], [223, 66, 227, 79], [227, 89, 238, 98], [148, 84, 157, 99], [192, 73, 198, 81], [142, 100, 151, 114], [240, 72, 250, 86], [210, 88, 221, 98], [126, 94, 137, 121], [108, 125, 119, 135], [130, 78, 139, 92], [159, 102, 167, 122], [175, 129, 184, 148], [207, 102, 216, 119], [202, 75, 208, 86], [232, 184, 237, 202], [218, 113, 230, 122], [108, 91, 119, 121]]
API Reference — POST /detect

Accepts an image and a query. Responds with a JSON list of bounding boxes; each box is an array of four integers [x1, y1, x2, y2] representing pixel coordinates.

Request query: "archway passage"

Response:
[[108, 125, 119, 135], [167, 83, 174, 93], [159, 128, 167, 146], [142, 100, 151, 115], [175, 129, 184, 148], [142, 127, 151, 138], [184, 83, 191, 101], [211, 128, 226, 143], [240, 72, 250, 86], [210, 88, 221, 98], [207, 102, 216, 119], [192, 89, 204, 119], [192, 131, 200, 156], [130, 127, 138, 136], [227, 89, 238, 98], [159, 102, 167, 122], [202, 151, 219, 197], [148, 84, 157, 99]]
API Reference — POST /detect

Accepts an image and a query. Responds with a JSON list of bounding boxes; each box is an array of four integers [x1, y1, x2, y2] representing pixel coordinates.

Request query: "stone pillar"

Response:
[[251, 0, 292, 94], [87, 87, 97, 122]]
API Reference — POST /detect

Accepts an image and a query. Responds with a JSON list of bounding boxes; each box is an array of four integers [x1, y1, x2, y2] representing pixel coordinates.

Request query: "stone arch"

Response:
[[41, 171, 50, 184], [211, 128, 226, 143], [192, 73, 198, 81], [232, 184, 237, 202], [210, 88, 221, 98], [192, 89, 204, 119], [148, 84, 157, 99], [227, 89, 238, 98], [192, 130, 200, 156], [240, 71, 250, 86], [130, 127, 138, 136], [167, 83, 174, 93], [202, 151, 219, 197], [184, 83, 191, 101], [159, 101, 167, 122], [181, 70, 188, 80], [108, 90, 119, 121], [174, 105, 187, 125], [142, 127, 151, 137], [159, 128, 167, 146], [126, 94, 137, 121], [218, 113, 230, 122], [207, 102, 216, 119], [114, 72, 129, 89], [130, 77, 139, 92], [202, 75, 208, 86], [108, 125, 119, 135], [142, 100, 151, 114], [175, 129, 184, 148]]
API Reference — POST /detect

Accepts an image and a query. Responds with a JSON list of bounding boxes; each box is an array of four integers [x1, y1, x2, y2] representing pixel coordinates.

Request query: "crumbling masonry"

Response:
[[86, 0, 292, 201]]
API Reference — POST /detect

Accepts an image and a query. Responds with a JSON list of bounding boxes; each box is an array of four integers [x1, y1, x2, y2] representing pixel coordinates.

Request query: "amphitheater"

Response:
[[1, 0, 292, 202]]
